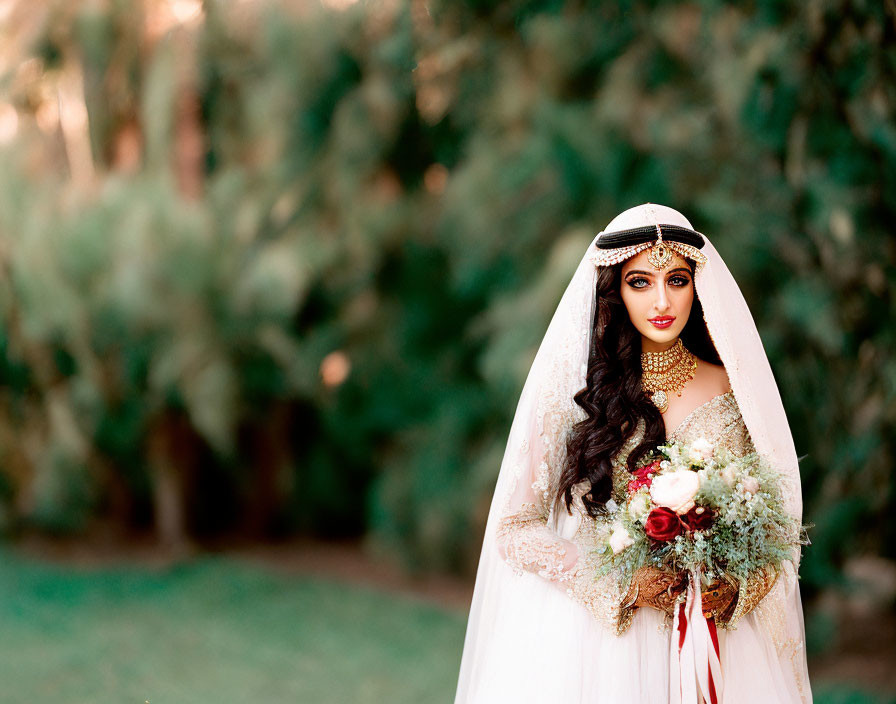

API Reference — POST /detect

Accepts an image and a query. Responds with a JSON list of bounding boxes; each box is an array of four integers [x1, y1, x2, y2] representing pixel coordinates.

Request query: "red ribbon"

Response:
[[707, 616, 720, 704], [674, 598, 722, 704]]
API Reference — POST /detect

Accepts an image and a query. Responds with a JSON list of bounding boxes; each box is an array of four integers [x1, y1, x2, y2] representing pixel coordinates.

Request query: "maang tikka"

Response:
[[646, 223, 673, 270]]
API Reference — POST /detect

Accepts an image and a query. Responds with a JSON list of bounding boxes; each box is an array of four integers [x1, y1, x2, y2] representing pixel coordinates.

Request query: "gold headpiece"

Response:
[[588, 222, 707, 273]]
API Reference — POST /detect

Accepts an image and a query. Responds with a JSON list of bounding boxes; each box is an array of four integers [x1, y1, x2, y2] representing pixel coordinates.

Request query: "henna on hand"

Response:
[[622, 565, 687, 616], [700, 576, 739, 620]]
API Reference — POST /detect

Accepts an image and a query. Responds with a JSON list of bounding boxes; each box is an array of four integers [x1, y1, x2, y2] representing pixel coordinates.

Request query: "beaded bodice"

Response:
[[608, 390, 754, 503]]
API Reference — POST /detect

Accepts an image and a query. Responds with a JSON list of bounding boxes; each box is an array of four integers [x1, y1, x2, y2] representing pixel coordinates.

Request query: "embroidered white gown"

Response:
[[486, 390, 812, 704]]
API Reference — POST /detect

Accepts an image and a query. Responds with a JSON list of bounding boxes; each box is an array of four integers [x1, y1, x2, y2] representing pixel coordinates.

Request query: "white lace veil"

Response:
[[453, 203, 810, 703]]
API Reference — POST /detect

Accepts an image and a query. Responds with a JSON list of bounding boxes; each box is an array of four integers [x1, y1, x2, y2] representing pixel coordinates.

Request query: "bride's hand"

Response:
[[622, 565, 687, 615], [700, 577, 738, 620]]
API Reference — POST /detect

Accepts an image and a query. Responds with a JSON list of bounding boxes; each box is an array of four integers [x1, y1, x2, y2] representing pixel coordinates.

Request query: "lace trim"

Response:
[[568, 493, 633, 633], [496, 502, 574, 583], [565, 561, 631, 635]]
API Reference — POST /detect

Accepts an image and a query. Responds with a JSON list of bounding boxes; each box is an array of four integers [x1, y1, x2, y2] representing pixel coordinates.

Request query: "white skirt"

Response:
[[460, 567, 811, 704]]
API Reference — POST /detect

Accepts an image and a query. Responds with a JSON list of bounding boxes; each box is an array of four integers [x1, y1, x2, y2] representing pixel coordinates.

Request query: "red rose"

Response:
[[682, 506, 715, 532], [644, 507, 683, 543], [628, 460, 662, 493]]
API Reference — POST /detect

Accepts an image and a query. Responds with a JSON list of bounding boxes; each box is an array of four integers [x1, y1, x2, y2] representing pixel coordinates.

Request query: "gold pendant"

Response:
[[651, 389, 669, 413]]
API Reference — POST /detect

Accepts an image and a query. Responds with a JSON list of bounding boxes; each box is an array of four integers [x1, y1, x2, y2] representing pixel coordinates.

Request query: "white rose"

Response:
[[608, 522, 634, 554], [650, 470, 700, 515], [627, 492, 651, 524], [742, 476, 760, 495], [689, 437, 715, 464], [605, 498, 619, 513]]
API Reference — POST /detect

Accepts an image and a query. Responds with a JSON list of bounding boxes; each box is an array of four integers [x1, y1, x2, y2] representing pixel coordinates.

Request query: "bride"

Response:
[[453, 204, 811, 703]]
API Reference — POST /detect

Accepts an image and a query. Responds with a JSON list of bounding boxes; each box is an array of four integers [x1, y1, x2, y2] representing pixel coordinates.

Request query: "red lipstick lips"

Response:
[[648, 316, 675, 329]]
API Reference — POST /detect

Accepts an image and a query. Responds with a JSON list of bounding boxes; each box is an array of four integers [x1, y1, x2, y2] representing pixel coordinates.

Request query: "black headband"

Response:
[[596, 224, 705, 250]]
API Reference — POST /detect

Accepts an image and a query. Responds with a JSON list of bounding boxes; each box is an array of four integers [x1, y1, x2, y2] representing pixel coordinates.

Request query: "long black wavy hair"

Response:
[[553, 258, 721, 520]]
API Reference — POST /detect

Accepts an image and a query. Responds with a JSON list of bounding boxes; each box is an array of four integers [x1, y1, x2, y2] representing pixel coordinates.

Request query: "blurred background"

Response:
[[0, 0, 893, 701]]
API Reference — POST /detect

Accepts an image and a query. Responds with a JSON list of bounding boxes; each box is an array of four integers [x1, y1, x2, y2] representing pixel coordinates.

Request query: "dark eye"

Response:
[[626, 277, 649, 289], [669, 275, 691, 287]]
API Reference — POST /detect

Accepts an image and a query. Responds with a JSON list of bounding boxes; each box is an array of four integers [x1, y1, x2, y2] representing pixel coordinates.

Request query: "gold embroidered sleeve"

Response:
[[564, 555, 633, 634], [495, 406, 582, 589], [495, 406, 639, 626], [721, 564, 780, 628], [495, 501, 577, 584], [562, 483, 640, 635]]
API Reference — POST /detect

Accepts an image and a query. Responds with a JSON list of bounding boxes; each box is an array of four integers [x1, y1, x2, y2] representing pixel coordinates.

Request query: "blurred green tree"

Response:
[[0, 0, 891, 609]]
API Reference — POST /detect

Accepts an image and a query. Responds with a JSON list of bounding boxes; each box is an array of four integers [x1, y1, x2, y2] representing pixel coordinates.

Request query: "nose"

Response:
[[654, 282, 671, 313]]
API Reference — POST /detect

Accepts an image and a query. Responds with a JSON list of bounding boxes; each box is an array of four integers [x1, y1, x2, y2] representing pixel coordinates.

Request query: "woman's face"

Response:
[[619, 249, 695, 352]]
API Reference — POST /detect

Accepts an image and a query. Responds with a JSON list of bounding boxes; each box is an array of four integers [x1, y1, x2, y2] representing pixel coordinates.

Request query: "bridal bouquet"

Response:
[[598, 437, 801, 586], [596, 437, 805, 703]]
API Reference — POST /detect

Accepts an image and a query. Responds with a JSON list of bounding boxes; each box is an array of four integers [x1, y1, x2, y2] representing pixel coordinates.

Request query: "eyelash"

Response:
[[626, 276, 691, 289]]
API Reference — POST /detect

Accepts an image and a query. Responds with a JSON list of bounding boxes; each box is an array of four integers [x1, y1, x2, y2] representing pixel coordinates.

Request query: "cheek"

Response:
[[619, 287, 644, 318], [674, 285, 695, 315]]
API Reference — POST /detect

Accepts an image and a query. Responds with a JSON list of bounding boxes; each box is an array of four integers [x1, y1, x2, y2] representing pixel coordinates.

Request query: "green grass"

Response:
[[0, 549, 891, 704], [0, 550, 467, 703], [815, 690, 896, 704]]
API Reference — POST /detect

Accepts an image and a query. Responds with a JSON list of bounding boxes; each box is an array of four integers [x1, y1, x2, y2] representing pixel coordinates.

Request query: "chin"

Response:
[[640, 325, 687, 345], [643, 335, 677, 346]]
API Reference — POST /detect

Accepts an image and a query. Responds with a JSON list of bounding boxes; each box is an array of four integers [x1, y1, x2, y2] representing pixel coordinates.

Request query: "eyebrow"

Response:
[[624, 267, 692, 277]]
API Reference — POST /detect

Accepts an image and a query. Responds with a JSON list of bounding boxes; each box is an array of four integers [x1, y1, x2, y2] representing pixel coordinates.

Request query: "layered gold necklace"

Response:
[[641, 338, 697, 413]]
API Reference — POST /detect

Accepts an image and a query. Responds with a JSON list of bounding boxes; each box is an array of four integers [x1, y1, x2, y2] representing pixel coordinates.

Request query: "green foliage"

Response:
[[0, 1, 892, 612]]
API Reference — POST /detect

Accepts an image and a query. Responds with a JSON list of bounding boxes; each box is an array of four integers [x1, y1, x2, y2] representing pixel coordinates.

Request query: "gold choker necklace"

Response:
[[641, 338, 697, 413]]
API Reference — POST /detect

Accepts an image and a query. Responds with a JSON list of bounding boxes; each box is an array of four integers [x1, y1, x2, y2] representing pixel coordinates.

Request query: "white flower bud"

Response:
[[609, 521, 634, 554], [688, 437, 715, 464], [627, 492, 651, 524]]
